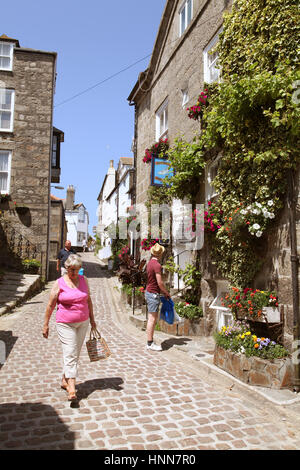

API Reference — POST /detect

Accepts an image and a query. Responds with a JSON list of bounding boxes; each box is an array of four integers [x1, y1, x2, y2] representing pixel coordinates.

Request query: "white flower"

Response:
[[240, 209, 247, 215], [267, 200, 274, 206], [256, 231, 263, 237], [252, 223, 261, 230], [256, 202, 262, 208], [252, 208, 260, 215], [268, 213, 275, 219]]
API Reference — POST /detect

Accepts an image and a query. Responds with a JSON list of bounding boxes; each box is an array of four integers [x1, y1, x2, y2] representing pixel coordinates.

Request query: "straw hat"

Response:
[[150, 243, 165, 258]]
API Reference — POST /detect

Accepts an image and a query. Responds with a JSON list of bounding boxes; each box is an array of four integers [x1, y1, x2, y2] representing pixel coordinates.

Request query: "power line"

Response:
[[54, 11, 223, 108], [54, 53, 152, 108]]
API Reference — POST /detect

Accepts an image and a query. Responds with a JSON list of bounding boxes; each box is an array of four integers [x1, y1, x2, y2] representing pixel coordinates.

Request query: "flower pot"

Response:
[[256, 307, 280, 323]]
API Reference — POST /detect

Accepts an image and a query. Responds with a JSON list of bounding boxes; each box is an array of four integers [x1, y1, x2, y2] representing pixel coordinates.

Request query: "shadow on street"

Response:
[[76, 377, 124, 405], [161, 337, 192, 351], [0, 402, 75, 450]]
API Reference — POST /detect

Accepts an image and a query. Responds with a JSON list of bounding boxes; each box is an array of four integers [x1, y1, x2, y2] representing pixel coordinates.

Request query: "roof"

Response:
[[0, 34, 20, 47], [50, 194, 64, 202], [119, 157, 134, 165]]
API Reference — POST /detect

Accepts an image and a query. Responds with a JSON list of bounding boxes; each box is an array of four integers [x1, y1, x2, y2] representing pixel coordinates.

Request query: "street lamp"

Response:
[[51, 185, 64, 190]]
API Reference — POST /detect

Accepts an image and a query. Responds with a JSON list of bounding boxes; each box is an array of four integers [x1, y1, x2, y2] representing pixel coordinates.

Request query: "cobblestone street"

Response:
[[1, 253, 300, 451]]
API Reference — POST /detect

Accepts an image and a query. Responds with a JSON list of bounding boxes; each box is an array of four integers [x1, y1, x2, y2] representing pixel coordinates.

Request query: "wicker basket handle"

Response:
[[90, 327, 102, 340]]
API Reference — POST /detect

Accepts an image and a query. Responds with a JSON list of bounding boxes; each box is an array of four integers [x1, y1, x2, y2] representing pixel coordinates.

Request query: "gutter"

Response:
[[288, 169, 300, 392]]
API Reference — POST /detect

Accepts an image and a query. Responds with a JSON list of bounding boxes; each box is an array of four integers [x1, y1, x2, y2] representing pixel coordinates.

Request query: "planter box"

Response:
[[214, 345, 293, 389], [158, 317, 205, 336]]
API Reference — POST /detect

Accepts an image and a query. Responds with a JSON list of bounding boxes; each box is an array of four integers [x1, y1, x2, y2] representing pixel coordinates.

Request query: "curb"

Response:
[[0, 273, 43, 317]]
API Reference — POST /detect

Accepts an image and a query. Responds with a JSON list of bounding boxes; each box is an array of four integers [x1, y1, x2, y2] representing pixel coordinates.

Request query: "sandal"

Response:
[[68, 392, 78, 402]]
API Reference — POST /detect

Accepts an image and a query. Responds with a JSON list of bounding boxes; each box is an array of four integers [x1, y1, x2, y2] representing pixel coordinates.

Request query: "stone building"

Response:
[[128, 0, 231, 323], [48, 194, 67, 279], [0, 34, 62, 279], [127, 0, 297, 351]]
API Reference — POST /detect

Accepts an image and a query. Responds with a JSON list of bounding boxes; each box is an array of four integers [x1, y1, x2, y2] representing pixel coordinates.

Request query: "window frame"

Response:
[[155, 98, 168, 141], [0, 150, 12, 194], [181, 88, 189, 107], [0, 88, 15, 132], [205, 153, 222, 202], [0, 42, 14, 72], [179, 0, 193, 37], [203, 27, 223, 84]]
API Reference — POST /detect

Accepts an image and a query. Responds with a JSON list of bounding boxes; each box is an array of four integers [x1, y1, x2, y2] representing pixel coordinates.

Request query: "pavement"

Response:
[[0, 252, 300, 450]]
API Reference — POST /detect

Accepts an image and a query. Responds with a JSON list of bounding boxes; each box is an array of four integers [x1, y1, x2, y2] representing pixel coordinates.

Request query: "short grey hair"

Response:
[[65, 254, 82, 269]]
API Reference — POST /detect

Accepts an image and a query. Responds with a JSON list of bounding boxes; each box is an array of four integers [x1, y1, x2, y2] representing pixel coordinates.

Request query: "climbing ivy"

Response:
[[165, 0, 300, 287]]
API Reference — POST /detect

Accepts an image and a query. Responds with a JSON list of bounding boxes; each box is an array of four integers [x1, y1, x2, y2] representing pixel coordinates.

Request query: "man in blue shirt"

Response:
[[57, 240, 76, 276]]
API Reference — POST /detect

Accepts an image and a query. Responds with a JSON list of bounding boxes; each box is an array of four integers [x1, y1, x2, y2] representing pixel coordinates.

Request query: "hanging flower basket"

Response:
[[143, 138, 169, 164], [187, 91, 208, 120]]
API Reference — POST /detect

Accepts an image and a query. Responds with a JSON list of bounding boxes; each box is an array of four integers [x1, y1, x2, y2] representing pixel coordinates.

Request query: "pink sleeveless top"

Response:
[[56, 275, 89, 323]]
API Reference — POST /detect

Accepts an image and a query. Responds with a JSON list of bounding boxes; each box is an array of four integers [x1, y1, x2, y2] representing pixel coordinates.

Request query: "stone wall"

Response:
[[134, 0, 231, 209], [214, 345, 293, 390], [0, 48, 56, 278]]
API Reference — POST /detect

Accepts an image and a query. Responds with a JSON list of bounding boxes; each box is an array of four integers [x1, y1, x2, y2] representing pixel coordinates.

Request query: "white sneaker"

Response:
[[147, 342, 162, 351]]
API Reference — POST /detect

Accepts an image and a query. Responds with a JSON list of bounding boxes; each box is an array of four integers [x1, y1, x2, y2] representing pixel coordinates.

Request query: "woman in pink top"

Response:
[[43, 254, 96, 402]]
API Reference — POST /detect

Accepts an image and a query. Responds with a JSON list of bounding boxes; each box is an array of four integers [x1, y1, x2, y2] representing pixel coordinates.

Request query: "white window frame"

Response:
[[179, 0, 193, 37], [205, 153, 222, 201], [0, 88, 15, 132], [0, 150, 12, 194], [155, 98, 168, 141], [0, 42, 14, 71], [181, 88, 189, 107], [203, 27, 223, 84]]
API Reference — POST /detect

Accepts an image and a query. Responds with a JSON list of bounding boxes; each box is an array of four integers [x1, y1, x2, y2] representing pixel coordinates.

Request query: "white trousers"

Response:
[[56, 319, 89, 378]]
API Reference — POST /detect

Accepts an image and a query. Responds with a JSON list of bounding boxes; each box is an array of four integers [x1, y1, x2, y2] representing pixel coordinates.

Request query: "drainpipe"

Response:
[[288, 170, 300, 391]]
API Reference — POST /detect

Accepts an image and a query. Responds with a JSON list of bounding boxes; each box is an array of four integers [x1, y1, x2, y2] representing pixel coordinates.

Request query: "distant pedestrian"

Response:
[[57, 240, 76, 276], [145, 243, 170, 351], [82, 238, 87, 252], [43, 254, 96, 402]]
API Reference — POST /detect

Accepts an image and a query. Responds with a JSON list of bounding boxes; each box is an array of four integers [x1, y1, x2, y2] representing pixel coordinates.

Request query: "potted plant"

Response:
[[221, 286, 280, 323], [22, 258, 41, 274]]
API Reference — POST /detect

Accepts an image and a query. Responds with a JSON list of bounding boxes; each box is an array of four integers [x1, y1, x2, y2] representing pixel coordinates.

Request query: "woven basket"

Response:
[[86, 328, 111, 362]]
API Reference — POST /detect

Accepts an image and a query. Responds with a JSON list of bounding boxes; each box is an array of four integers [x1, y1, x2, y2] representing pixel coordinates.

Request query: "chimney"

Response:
[[66, 185, 75, 210]]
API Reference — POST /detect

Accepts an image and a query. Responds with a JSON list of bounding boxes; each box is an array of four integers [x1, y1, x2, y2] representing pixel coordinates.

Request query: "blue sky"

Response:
[[2, 0, 166, 232]]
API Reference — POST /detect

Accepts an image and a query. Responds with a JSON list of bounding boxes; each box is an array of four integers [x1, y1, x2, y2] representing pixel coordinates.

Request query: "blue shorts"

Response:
[[145, 291, 161, 313]]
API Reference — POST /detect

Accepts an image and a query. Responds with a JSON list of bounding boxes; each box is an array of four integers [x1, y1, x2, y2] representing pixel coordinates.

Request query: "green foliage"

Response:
[[163, 257, 202, 304], [164, 136, 206, 201], [175, 301, 203, 320], [200, 0, 300, 286]]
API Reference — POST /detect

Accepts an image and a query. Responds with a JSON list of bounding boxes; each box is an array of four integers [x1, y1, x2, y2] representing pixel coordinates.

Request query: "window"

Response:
[[0, 150, 11, 194], [156, 99, 168, 140], [0, 89, 15, 132], [78, 206, 85, 223], [52, 135, 57, 167], [205, 154, 222, 201], [0, 42, 14, 71], [179, 0, 193, 37], [203, 28, 223, 84], [182, 88, 189, 107]]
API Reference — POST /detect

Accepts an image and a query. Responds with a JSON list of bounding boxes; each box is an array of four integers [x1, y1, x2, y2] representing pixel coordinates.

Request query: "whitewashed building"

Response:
[[65, 185, 89, 250], [96, 158, 134, 260]]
